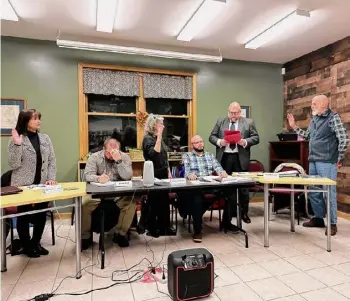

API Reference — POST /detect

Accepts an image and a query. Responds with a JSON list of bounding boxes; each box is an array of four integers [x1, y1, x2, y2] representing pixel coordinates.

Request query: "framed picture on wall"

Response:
[[241, 106, 251, 118], [1, 98, 26, 136]]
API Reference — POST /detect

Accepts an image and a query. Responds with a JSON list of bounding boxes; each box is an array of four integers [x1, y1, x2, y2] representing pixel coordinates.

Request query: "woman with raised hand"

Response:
[[8, 109, 57, 257], [141, 114, 176, 237]]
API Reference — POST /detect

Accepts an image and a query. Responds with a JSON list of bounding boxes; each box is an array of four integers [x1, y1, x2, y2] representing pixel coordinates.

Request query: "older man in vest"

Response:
[[287, 95, 349, 236]]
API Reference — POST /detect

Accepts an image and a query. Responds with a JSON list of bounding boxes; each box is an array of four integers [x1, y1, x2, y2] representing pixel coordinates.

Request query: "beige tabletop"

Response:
[[1, 182, 86, 209]]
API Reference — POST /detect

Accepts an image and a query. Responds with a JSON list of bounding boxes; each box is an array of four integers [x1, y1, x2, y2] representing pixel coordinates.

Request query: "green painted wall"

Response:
[[1, 37, 283, 182]]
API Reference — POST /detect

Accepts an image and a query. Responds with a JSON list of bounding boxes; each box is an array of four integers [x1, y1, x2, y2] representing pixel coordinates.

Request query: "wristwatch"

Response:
[[116, 159, 122, 164]]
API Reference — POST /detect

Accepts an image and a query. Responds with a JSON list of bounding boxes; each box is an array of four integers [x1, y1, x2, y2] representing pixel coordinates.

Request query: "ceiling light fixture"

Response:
[[1, 0, 19, 21], [177, 0, 227, 42], [96, 0, 118, 33], [245, 9, 311, 49], [56, 39, 223, 62]]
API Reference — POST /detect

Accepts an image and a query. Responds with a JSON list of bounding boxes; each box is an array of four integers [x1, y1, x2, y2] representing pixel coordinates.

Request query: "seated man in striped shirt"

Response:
[[181, 135, 240, 242]]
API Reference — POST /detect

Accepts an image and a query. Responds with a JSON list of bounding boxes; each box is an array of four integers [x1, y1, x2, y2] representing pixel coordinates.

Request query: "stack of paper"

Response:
[[199, 176, 218, 182], [217, 176, 253, 183], [278, 170, 299, 177], [24, 184, 63, 192]]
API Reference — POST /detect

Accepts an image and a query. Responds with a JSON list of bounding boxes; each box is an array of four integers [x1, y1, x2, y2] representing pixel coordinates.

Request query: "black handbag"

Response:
[[276, 132, 298, 141]]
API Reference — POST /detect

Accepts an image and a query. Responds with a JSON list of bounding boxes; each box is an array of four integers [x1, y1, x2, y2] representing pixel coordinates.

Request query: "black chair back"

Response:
[[1, 170, 12, 187]]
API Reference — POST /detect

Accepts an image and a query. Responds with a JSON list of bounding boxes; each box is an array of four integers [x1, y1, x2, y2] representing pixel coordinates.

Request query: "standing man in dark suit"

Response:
[[209, 102, 260, 224]]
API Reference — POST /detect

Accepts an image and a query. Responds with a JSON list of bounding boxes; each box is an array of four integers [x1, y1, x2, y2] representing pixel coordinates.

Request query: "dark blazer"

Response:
[[209, 116, 259, 170]]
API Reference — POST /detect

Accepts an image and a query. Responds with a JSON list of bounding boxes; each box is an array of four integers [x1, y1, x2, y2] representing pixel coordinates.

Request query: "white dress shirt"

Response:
[[216, 120, 247, 152]]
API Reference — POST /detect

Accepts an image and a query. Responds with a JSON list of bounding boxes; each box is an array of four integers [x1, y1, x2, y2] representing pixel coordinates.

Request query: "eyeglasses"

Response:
[[228, 110, 241, 115]]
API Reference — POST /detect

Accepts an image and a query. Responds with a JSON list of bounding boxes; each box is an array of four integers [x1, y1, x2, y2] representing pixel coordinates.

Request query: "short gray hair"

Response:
[[103, 138, 120, 148], [145, 114, 164, 134]]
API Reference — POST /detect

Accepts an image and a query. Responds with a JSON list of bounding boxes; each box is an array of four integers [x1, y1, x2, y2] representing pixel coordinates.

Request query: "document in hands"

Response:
[[224, 130, 241, 144]]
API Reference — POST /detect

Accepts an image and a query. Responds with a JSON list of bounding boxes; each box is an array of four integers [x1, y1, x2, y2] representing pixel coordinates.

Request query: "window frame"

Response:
[[78, 63, 197, 158]]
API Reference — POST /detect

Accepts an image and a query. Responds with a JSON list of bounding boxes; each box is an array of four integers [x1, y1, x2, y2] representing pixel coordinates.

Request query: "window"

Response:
[[146, 98, 189, 152], [88, 94, 136, 114], [146, 98, 187, 116], [78, 64, 196, 159], [86, 93, 137, 153], [88, 115, 137, 152]]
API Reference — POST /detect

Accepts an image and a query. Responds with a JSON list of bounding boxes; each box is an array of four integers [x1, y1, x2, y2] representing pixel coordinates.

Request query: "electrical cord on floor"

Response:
[[27, 233, 158, 300], [53, 200, 75, 243], [23, 190, 172, 301], [23, 252, 154, 301]]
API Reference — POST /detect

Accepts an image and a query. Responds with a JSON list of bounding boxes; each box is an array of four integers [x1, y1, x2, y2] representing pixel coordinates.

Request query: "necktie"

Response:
[[229, 122, 236, 150]]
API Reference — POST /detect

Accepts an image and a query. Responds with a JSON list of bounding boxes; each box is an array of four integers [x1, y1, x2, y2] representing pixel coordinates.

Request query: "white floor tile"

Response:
[[333, 262, 350, 276], [278, 272, 326, 294], [286, 255, 326, 271], [271, 296, 306, 301], [247, 277, 296, 300], [332, 282, 350, 299], [215, 283, 263, 301], [260, 259, 299, 276], [306, 266, 349, 287], [7, 278, 55, 301], [214, 267, 242, 287], [216, 252, 254, 267], [301, 287, 349, 301], [231, 263, 272, 282]]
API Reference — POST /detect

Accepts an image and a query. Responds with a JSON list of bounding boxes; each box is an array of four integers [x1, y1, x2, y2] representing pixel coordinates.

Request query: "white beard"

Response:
[[312, 110, 318, 116]]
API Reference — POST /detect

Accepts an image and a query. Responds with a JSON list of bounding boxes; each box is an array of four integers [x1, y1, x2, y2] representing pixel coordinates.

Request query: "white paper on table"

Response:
[[199, 176, 218, 182], [115, 181, 132, 187], [23, 184, 63, 191], [170, 178, 187, 186], [218, 176, 254, 183], [90, 181, 116, 187], [189, 180, 202, 185], [155, 179, 171, 183]]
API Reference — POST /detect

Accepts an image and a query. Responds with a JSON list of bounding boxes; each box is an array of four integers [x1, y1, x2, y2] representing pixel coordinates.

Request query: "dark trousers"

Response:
[[222, 153, 249, 215], [178, 189, 233, 234], [16, 202, 49, 248], [147, 191, 170, 233]]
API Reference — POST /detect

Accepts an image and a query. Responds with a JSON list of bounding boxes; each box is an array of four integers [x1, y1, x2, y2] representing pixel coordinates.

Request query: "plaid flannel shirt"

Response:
[[295, 111, 349, 162], [182, 151, 224, 178]]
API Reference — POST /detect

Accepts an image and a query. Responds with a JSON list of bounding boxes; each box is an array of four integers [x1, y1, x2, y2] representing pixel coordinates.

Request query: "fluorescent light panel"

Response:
[[56, 39, 222, 62], [177, 0, 226, 42], [96, 0, 118, 33], [245, 9, 310, 49], [1, 0, 19, 21]]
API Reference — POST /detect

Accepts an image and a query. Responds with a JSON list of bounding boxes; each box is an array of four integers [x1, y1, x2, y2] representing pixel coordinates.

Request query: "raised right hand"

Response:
[[155, 124, 164, 138], [98, 174, 110, 184], [12, 129, 22, 145], [287, 113, 296, 129], [220, 139, 228, 147]]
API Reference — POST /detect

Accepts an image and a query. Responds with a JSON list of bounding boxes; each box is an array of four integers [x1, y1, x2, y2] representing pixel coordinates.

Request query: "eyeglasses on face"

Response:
[[228, 110, 241, 115]]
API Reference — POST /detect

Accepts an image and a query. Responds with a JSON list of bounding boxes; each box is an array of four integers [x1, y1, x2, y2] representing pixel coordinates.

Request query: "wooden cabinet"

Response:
[[269, 141, 309, 173]]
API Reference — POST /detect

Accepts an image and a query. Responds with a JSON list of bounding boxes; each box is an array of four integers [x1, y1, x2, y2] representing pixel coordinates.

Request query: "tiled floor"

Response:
[[2, 204, 350, 301]]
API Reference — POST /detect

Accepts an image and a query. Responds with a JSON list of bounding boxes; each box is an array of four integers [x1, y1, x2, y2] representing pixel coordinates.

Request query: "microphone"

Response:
[[143, 160, 155, 187]]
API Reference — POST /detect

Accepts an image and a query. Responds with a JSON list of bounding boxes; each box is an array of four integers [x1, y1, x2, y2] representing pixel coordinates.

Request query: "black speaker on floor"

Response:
[[167, 248, 214, 301]]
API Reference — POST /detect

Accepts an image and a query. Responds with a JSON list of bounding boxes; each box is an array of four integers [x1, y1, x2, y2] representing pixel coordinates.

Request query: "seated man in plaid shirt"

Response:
[[181, 135, 240, 242]]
